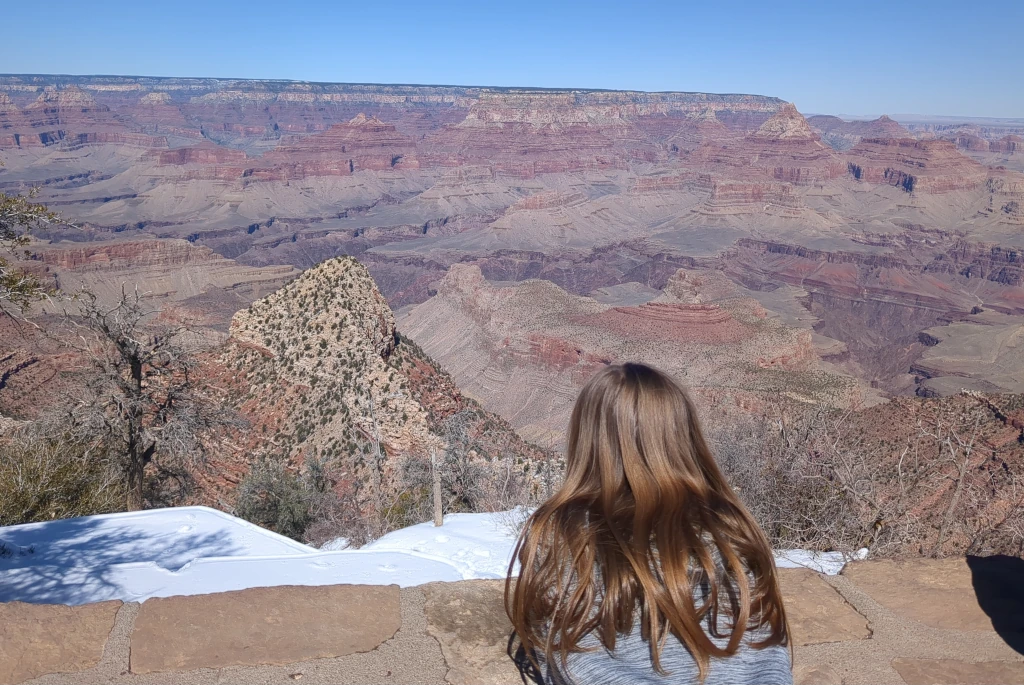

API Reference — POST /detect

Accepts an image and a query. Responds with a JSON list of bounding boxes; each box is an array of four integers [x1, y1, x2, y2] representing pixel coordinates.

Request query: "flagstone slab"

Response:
[[422, 580, 521, 685], [0, 600, 120, 685], [843, 559, 991, 631], [129, 584, 400, 674], [892, 658, 1024, 684], [779, 568, 870, 645], [793, 662, 843, 685]]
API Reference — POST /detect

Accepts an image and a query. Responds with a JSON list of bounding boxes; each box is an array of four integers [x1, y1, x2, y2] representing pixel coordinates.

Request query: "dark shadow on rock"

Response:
[[966, 554, 1024, 655]]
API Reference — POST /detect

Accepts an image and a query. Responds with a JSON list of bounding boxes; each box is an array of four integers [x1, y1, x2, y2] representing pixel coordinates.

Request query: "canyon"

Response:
[[2, 74, 1024, 446]]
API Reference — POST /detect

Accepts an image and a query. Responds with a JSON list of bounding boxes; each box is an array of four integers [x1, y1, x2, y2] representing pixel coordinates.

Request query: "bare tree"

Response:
[[709, 391, 1024, 559], [59, 287, 235, 510], [439, 409, 487, 512], [920, 407, 984, 557]]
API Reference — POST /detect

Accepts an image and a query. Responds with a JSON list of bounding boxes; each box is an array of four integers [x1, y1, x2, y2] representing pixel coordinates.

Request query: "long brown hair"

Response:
[[505, 363, 788, 679]]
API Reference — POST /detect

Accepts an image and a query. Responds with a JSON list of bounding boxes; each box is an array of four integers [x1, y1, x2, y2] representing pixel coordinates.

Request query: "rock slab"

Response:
[[843, 558, 991, 631], [422, 580, 522, 685], [793, 662, 843, 685], [892, 658, 1024, 684], [129, 584, 401, 674], [779, 568, 870, 645], [0, 600, 121, 685]]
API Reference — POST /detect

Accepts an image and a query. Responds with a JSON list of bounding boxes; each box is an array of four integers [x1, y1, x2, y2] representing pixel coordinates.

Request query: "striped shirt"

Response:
[[520, 622, 793, 685], [510, 576, 792, 685]]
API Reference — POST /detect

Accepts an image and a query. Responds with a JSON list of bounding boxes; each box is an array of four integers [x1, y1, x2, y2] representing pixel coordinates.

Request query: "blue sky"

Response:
[[1, 0, 1021, 118]]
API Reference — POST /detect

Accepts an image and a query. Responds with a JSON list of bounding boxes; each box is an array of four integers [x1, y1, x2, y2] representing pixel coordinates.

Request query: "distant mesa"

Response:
[[808, 113, 911, 150], [139, 91, 173, 105]]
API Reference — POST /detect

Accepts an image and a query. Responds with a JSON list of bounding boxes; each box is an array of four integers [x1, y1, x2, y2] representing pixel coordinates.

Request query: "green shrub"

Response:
[[234, 458, 312, 540]]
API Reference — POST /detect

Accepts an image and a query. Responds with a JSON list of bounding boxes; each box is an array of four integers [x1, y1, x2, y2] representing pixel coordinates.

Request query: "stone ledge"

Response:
[[0, 559, 1019, 684], [0, 600, 121, 685], [422, 580, 521, 685], [780, 568, 871, 645], [129, 584, 401, 674], [843, 558, 991, 631], [892, 658, 1024, 685]]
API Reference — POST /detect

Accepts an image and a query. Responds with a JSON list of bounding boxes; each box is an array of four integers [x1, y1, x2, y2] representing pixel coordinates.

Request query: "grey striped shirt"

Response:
[[528, 621, 793, 685], [511, 575, 793, 685]]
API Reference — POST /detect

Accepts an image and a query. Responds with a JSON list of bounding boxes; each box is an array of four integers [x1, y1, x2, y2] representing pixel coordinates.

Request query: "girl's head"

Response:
[[507, 363, 787, 677]]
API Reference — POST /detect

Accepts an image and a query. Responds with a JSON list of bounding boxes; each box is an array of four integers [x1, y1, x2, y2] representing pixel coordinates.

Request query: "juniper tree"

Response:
[[61, 287, 237, 510], [0, 189, 60, 316]]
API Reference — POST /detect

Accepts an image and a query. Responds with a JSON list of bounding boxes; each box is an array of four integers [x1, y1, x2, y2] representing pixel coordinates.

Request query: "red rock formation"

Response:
[[63, 132, 166, 150], [131, 91, 196, 137], [399, 264, 842, 446], [0, 85, 143, 149], [690, 104, 843, 185], [845, 138, 988, 193], [576, 302, 749, 344], [628, 171, 695, 193], [158, 144, 247, 165], [510, 191, 586, 211], [632, 109, 733, 150], [692, 177, 808, 218], [742, 104, 845, 184], [0, 93, 29, 147], [258, 114, 419, 177], [421, 92, 647, 176]]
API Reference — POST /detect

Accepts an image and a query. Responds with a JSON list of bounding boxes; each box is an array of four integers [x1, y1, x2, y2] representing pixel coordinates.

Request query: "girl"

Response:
[[506, 363, 791, 684]]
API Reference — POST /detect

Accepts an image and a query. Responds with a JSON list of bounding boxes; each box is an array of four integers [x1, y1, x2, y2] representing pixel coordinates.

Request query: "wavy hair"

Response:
[[505, 363, 788, 680]]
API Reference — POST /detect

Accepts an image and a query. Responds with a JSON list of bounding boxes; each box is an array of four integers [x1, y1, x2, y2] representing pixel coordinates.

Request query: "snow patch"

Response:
[[0, 507, 864, 606]]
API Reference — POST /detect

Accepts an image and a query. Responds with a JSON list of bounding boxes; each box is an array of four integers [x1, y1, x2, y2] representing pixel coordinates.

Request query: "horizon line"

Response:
[[3, 73, 1022, 122], [0, 71, 783, 101]]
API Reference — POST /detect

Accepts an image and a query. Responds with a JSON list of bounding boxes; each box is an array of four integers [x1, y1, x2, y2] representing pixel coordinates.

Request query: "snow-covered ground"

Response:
[[0, 506, 862, 606]]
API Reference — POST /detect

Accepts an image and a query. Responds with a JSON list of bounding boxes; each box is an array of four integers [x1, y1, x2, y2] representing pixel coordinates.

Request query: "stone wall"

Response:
[[1, 559, 1022, 685]]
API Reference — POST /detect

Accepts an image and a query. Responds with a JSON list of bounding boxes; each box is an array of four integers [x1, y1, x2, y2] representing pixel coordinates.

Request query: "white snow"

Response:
[[773, 548, 867, 576], [363, 511, 523, 580], [0, 506, 863, 606], [0, 506, 313, 570]]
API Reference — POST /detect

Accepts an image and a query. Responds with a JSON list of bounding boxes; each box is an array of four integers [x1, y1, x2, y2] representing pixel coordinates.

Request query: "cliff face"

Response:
[[27, 239, 299, 330], [845, 138, 988, 193], [0, 85, 166, 150], [724, 236, 1024, 393], [255, 114, 420, 179]]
